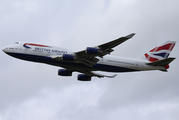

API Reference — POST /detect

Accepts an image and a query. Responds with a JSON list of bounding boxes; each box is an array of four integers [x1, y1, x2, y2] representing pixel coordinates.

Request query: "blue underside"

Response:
[[6, 52, 139, 72], [153, 52, 169, 58]]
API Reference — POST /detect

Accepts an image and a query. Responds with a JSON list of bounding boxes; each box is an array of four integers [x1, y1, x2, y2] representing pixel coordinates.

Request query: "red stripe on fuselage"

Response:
[[24, 43, 49, 47]]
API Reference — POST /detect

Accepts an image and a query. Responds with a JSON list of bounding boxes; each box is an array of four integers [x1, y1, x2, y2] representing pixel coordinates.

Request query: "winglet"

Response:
[[125, 33, 136, 39]]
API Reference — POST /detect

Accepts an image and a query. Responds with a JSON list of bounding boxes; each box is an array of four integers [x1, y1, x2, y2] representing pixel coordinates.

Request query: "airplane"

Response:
[[2, 33, 176, 81]]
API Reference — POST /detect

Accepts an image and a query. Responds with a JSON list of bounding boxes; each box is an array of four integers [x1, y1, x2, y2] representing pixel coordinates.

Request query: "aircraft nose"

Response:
[[2, 46, 8, 53], [2, 47, 6, 52]]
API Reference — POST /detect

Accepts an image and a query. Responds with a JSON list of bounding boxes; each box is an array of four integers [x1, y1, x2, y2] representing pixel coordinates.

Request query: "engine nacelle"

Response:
[[77, 74, 91, 81], [62, 54, 74, 61], [58, 69, 72, 76], [86, 47, 99, 54]]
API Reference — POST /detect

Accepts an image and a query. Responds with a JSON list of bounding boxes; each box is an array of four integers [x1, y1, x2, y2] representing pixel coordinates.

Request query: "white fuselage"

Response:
[[2, 42, 166, 73]]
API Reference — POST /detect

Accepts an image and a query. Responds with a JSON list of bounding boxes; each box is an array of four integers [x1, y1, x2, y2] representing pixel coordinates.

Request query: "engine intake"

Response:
[[58, 69, 72, 76], [78, 74, 91, 81], [86, 47, 99, 54], [62, 54, 74, 61]]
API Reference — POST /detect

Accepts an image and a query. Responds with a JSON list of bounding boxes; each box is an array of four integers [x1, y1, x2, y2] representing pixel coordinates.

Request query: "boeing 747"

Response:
[[2, 33, 176, 81]]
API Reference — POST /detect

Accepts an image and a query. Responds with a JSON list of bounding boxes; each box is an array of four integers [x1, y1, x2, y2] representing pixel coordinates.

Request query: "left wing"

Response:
[[74, 33, 135, 67]]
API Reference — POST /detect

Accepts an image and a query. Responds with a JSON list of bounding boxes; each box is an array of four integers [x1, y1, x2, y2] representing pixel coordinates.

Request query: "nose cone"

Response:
[[2, 47, 6, 53], [2, 46, 10, 53]]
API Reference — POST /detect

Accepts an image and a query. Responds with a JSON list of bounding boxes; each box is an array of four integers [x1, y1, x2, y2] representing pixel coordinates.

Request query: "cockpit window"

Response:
[[15, 42, 19, 44]]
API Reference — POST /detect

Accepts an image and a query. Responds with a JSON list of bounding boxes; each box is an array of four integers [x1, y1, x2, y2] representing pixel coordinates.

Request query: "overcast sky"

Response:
[[0, 0, 179, 120]]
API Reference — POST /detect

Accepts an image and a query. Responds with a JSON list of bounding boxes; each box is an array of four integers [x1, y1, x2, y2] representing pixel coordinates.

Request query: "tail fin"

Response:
[[141, 41, 176, 70], [142, 41, 176, 62]]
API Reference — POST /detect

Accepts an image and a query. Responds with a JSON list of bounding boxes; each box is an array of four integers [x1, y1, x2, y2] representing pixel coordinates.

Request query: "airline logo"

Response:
[[145, 41, 176, 62], [23, 43, 50, 49]]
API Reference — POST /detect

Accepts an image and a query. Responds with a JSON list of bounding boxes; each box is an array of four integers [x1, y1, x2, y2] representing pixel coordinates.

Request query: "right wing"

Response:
[[76, 69, 117, 78]]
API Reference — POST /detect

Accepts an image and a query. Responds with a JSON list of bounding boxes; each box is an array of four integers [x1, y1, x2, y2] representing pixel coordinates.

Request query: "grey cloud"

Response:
[[1, 0, 179, 120]]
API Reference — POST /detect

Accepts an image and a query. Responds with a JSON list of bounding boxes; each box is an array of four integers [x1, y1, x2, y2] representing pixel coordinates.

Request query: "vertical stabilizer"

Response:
[[141, 41, 176, 62], [141, 41, 176, 70]]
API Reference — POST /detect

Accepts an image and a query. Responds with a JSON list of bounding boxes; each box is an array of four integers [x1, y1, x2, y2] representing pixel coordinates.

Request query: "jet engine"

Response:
[[58, 69, 72, 76], [62, 54, 75, 61], [77, 74, 91, 81], [86, 47, 99, 54]]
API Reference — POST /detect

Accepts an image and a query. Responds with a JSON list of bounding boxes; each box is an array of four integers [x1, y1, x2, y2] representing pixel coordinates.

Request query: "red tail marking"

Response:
[[145, 53, 149, 59], [170, 44, 175, 51], [150, 47, 157, 52], [164, 64, 169, 69], [145, 53, 159, 62], [155, 43, 172, 52]]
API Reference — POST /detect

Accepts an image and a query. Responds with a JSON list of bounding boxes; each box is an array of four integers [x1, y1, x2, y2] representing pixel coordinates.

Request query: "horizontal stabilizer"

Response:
[[146, 57, 175, 66]]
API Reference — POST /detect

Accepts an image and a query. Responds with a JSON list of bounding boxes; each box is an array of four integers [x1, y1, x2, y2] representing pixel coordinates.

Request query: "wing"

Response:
[[74, 33, 135, 67], [76, 69, 117, 78]]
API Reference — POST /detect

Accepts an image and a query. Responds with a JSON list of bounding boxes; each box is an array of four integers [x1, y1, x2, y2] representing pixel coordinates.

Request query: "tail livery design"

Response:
[[145, 41, 176, 62], [144, 41, 176, 70]]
